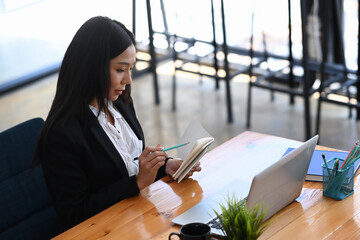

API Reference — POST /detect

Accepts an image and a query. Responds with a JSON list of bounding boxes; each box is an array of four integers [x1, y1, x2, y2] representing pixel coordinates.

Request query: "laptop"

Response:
[[171, 135, 319, 238]]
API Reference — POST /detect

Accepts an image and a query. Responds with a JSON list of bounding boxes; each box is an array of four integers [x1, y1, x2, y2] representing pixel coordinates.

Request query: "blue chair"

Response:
[[0, 118, 56, 240]]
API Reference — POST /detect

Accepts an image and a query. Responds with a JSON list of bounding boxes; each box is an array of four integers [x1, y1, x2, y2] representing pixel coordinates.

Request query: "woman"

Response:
[[34, 16, 201, 235]]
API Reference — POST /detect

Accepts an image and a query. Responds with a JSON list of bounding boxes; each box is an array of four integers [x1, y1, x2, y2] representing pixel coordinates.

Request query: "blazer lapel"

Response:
[[115, 100, 145, 147], [85, 109, 129, 177]]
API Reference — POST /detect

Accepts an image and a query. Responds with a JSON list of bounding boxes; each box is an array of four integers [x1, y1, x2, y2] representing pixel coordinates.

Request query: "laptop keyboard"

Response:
[[207, 217, 222, 230], [207, 197, 247, 231]]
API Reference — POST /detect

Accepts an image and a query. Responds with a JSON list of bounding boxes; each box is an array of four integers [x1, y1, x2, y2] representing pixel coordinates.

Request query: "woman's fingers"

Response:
[[136, 146, 167, 190], [190, 162, 201, 171], [147, 155, 166, 170], [185, 162, 202, 177], [145, 152, 167, 169], [139, 146, 168, 172], [140, 145, 163, 157]]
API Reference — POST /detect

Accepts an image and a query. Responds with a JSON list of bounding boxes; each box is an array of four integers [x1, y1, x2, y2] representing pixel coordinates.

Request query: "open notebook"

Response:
[[172, 119, 214, 183]]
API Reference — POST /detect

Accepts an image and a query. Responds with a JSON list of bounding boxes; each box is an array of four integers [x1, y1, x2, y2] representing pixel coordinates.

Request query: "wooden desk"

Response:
[[53, 131, 360, 239]]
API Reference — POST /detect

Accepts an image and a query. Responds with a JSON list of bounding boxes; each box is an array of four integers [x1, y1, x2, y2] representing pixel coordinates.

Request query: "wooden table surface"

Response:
[[53, 131, 360, 240]]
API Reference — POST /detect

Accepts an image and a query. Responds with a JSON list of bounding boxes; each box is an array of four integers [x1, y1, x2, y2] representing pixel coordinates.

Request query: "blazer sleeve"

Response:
[[41, 124, 140, 234]]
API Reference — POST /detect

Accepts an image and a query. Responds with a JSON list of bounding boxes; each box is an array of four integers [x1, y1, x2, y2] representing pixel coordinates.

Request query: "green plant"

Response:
[[214, 195, 270, 240]]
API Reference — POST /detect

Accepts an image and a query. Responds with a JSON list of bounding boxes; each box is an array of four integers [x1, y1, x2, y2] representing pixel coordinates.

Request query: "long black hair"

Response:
[[33, 16, 135, 166]]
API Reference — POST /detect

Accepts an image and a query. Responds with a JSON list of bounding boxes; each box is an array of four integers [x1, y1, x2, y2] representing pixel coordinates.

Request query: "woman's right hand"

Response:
[[136, 145, 168, 190]]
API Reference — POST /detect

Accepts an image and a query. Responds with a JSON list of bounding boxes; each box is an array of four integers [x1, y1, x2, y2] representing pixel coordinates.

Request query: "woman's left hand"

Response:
[[165, 158, 202, 179]]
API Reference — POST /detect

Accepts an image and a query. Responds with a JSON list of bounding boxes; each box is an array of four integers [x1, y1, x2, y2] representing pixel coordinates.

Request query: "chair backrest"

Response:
[[0, 118, 57, 240]]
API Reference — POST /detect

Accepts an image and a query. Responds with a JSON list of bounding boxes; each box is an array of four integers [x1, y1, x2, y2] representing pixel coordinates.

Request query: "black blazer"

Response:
[[41, 100, 167, 235]]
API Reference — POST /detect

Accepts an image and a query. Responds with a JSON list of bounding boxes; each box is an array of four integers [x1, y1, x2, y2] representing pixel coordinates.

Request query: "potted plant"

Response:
[[214, 195, 270, 240]]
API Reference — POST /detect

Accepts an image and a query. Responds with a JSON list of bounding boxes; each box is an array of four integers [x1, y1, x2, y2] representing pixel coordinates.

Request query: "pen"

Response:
[[332, 158, 339, 177], [322, 153, 331, 175], [162, 142, 190, 152], [138, 142, 191, 158], [340, 141, 359, 169], [322, 153, 329, 168]]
